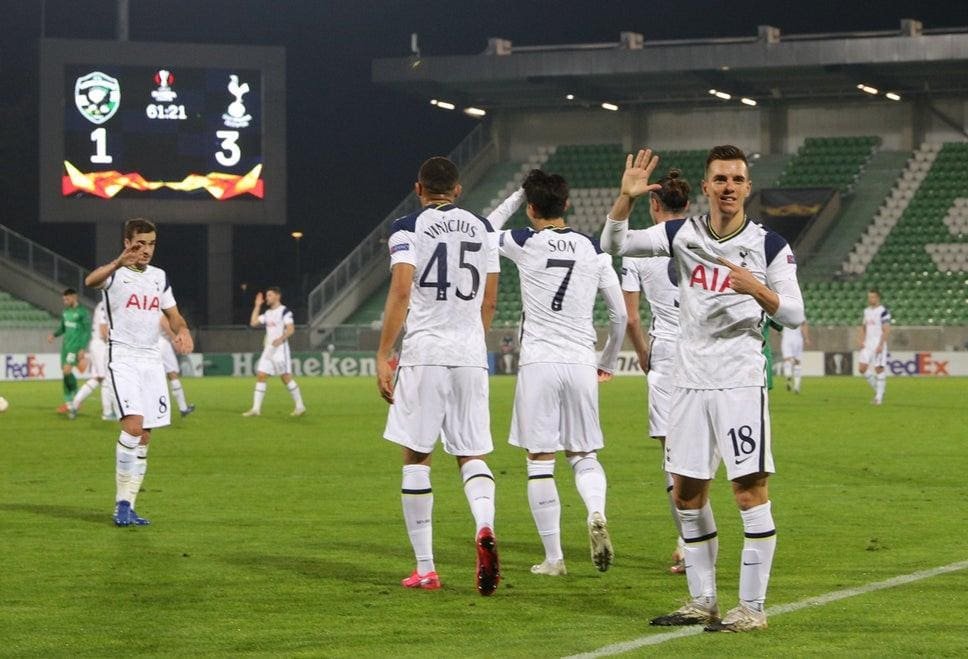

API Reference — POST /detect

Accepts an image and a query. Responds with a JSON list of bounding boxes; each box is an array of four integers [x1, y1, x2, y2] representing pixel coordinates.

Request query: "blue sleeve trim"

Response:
[[666, 259, 678, 286], [764, 230, 789, 266], [390, 209, 423, 236], [664, 219, 685, 252], [510, 227, 533, 247], [469, 210, 495, 233], [573, 230, 604, 254]]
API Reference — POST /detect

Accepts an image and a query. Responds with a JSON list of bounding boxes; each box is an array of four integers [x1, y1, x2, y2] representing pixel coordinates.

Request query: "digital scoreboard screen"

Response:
[[41, 39, 285, 225]]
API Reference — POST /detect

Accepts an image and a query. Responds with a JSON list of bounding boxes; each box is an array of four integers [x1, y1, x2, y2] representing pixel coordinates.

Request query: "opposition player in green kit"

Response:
[[47, 288, 91, 417]]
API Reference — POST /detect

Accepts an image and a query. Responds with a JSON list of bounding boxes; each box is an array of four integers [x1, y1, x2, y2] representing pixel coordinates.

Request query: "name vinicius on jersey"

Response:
[[422, 218, 479, 239]]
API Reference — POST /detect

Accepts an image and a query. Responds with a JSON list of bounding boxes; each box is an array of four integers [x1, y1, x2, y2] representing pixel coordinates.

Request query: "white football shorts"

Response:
[[384, 365, 493, 456], [858, 345, 888, 369], [646, 339, 675, 439], [109, 353, 171, 429], [781, 331, 803, 361], [159, 338, 179, 374], [257, 343, 292, 376], [87, 340, 109, 379], [665, 386, 774, 481], [509, 362, 604, 454]]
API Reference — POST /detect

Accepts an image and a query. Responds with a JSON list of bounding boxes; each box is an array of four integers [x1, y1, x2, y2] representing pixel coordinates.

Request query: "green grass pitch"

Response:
[[1, 375, 966, 656]]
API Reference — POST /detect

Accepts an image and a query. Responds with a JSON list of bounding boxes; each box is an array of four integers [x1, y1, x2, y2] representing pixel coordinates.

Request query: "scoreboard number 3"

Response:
[[215, 130, 241, 167]]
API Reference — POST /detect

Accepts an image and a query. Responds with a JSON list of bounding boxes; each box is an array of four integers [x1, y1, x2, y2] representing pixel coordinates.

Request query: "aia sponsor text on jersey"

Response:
[[688, 264, 733, 292], [125, 294, 161, 311]]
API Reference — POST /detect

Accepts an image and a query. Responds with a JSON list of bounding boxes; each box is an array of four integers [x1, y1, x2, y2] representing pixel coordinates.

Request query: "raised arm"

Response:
[[601, 149, 664, 256], [248, 292, 264, 328], [85, 243, 143, 289], [486, 188, 525, 231]]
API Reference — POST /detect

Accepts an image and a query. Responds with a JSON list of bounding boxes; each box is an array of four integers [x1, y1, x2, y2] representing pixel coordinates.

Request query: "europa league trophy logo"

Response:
[[222, 75, 252, 128]]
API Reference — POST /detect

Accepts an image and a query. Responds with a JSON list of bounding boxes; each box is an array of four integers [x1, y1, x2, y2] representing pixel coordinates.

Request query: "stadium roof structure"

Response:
[[373, 22, 968, 111]]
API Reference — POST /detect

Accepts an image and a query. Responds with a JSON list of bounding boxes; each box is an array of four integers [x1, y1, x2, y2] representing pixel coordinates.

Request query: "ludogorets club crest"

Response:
[[74, 71, 121, 125]]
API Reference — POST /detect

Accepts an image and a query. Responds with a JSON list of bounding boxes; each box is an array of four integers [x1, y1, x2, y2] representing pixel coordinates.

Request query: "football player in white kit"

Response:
[[858, 288, 891, 405], [780, 321, 811, 394], [621, 168, 691, 575], [376, 157, 501, 596], [602, 146, 805, 632], [242, 287, 305, 417], [84, 218, 194, 527], [68, 298, 118, 420], [487, 170, 626, 576], [159, 315, 195, 417]]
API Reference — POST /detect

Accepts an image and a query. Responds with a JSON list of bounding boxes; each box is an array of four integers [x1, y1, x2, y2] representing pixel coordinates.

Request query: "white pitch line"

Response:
[[565, 559, 968, 658]]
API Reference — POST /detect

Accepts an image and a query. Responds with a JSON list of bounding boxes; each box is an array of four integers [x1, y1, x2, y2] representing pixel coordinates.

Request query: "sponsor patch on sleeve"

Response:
[[787, 254, 796, 264], [390, 243, 409, 254]]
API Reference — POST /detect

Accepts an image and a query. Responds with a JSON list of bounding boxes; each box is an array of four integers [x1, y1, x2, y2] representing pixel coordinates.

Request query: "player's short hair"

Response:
[[651, 168, 690, 212], [868, 287, 881, 297], [418, 157, 460, 194], [705, 145, 748, 174], [266, 286, 282, 296], [124, 217, 157, 240], [522, 169, 569, 219], [62, 288, 77, 296]]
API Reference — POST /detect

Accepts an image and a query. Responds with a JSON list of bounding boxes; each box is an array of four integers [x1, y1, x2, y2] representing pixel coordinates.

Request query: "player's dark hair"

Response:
[[124, 217, 157, 240], [62, 288, 76, 296], [522, 169, 569, 219], [418, 157, 460, 195], [868, 287, 881, 297], [651, 168, 690, 212], [705, 145, 748, 174], [266, 286, 282, 296]]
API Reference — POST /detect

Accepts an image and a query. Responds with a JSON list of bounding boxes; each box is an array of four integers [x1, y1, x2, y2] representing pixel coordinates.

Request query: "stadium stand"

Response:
[[0, 289, 56, 328], [777, 136, 881, 192]]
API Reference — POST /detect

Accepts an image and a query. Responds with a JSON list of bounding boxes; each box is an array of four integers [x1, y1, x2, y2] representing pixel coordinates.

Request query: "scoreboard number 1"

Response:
[[90, 127, 113, 164]]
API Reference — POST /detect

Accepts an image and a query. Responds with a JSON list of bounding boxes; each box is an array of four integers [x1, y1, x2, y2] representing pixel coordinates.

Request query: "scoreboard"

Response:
[[40, 39, 286, 225]]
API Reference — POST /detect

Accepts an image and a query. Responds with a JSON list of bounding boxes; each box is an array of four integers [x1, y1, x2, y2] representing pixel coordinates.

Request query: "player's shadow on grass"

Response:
[[0, 502, 107, 525], [222, 549, 396, 586]]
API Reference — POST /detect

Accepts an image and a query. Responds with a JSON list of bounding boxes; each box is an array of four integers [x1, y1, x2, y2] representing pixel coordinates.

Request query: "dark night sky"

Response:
[[1, 0, 964, 322]]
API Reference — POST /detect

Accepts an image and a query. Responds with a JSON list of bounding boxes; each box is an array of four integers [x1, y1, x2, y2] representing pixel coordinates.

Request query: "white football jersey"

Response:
[[91, 300, 109, 344], [99, 265, 176, 359], [258, 305, 294, 348], [387, 202, 499, 368], [498, 226, 619, 367], [862, 304, 891, 350], [621, 255, 679, 344], [603, 215, 804, 389]]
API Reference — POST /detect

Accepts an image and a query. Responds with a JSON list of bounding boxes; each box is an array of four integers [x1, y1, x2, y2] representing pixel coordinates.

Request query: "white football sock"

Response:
[[782, 361, 792, 379], [401, 464, 434, 574], [460, 459, 495, 533], [665, 477, 684, 543], [286, 380, 304, 407], [252, 382, 266, 412], [129, 444, 149, 509], [115, 431, 140, 503], [793, 364, 802, 392], [527, 459, 563, 562], [73, 378, 99, 408], [865, 372, 877, 391], [739, 501, 777, 612], [678, 502, 718, 604], [169, 378, 188, 412], [569, 453, 607, 523], [875, 372, 886, 401]]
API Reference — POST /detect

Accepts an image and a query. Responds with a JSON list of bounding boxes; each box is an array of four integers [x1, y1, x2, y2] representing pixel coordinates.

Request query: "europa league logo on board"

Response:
[[151, 69, 178, 102], [74, 71, 121, 125]]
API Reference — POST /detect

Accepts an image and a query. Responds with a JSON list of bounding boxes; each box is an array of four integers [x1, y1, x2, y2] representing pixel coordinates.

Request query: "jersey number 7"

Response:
[[546, 259, 575, 311]]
